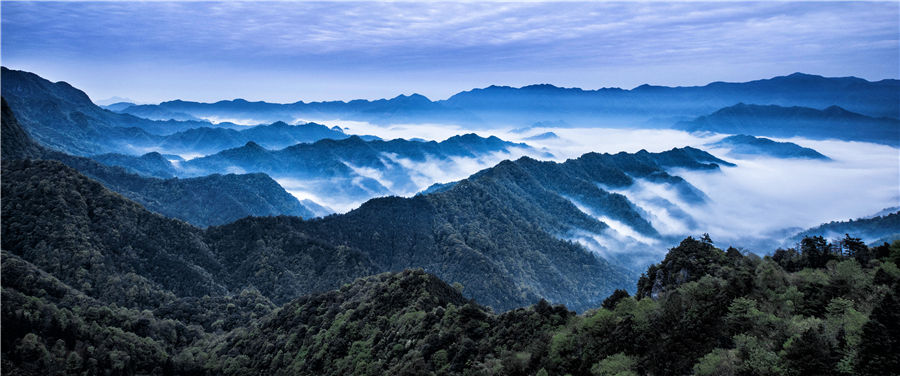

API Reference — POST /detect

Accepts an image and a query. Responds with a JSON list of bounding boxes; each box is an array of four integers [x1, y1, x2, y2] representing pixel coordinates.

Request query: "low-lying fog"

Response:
[[294, 118, 898, 253]]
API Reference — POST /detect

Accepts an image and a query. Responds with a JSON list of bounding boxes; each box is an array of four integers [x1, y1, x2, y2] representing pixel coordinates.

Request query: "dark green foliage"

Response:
[[601, 289, 630, 310], [783, 325, 842, 376], [857, 288, 900, 376], [636, 236, 734, 299], [1, 251, 206, 375]]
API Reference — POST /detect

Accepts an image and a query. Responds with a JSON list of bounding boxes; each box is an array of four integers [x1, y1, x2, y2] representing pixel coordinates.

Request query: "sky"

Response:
[[2, 1, 898, 103]]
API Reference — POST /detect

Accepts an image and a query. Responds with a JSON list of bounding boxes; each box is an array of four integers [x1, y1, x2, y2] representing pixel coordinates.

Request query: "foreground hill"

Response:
[[1, 159, 377, 312], [200, 237, 899, 376], [2, 98, 316, 226], [678, 103, 900, 146], [5, 226, 897, 375]]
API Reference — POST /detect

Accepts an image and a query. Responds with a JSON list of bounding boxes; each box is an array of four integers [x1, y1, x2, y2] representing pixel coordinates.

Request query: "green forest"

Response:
[[4, 229, 898, 375]]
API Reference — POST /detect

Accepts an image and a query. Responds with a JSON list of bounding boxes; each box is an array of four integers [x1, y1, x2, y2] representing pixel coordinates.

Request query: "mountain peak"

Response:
[[269, 121, 290, 127], [389, 93, 432, 103], [244, 141, 264, 149]]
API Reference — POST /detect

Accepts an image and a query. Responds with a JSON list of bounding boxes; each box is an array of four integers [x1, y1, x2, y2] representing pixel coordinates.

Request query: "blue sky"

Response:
[[2, 1, 898, 103]]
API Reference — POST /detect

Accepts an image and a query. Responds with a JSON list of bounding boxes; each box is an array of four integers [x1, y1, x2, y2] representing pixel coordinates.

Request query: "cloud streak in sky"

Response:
[[2, 2, 898, 103]]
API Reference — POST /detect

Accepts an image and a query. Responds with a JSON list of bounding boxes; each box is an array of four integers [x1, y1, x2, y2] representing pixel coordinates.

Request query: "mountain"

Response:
[[0, 67, 228, 155], [679, 103, 900, 146], [106, 72, 900, 129], [2, 144, 612, 311], [4, 151, 897, 374], [231, 146, 733, 311], [789, 210, 900, 245], [115, 103, 204, 121], [179, 134, 546, 212], [199, 269, 571, 375], [154, 120, 360, 155], [100, 101, 136, 111], [523, 131, 560, 141], [3, 108, 733, 311], [710, 134, 830, 159], [91, 152, 179, 178], [2, 98, 317, 226], [149, 93, 479, 125], [0, 159, 376, 309]]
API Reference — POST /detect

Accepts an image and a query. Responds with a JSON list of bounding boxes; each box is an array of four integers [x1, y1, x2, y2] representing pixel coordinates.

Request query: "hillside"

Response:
[[3, 123, 730, 312], [203, 237, 899, 375], [3, 154, 898, 374], [2, 98, 317, 226]]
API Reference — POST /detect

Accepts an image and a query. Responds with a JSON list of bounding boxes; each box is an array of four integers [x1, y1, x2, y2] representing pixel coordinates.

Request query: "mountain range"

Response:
[[0, 67, 378, 157], [3, 67, 899, 375], [3, 97, 737, 310], [109, 72, 899, 131], [0, 67, 230, 155], [2, 98, 317, 226]]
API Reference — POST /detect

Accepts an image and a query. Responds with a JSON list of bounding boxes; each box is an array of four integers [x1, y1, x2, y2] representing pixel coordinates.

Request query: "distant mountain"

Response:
[[115, 103, 204, 121], [679, 103, 900, 145], [91, 151, 179, 178], [710, 134, 830, 159], [150, 93, 479, 125], [101, 101, 136, 111], [789, 210, 900, 245], [524, 131, 560, 141], [180, 133, 546, 211], [2, 98, 317, 226], [110, 72, 900, 128], [0, 67, 228, 155]]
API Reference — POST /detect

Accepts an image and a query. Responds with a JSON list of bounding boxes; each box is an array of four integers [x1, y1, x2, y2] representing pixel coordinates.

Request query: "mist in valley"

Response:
[[301, 118, 899, 255]]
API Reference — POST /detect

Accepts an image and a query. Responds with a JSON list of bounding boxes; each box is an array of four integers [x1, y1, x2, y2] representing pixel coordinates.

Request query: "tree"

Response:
[[801, 236, 830, 268], [602, 289, 630, 310], [841, 234, 870, 265], [857, 289, 900, 376]]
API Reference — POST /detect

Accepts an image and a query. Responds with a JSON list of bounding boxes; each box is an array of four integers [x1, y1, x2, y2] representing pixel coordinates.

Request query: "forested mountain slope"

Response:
[[2, 98, 316, 226], [3, 157, 898, 374]]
